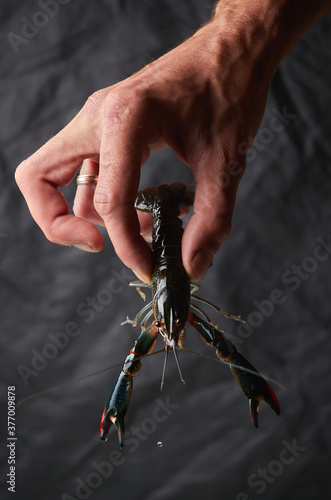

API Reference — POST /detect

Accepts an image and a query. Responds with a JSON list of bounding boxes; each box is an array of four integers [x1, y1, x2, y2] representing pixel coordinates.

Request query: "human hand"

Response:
[[15, 0, 329, 283]]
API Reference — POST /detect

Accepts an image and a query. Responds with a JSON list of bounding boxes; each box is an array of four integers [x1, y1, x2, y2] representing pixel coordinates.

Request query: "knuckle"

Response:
[[212, 214, 232, 247], [84, 89, 108, 114], [103, 93, 131, 125], [45, 217, 70, 246], [14, 165, 24, 187], [72, 199, 87, 219], [218, 217, 232, 241], [73, 197, 97, 222], [102, 84, 150, 127], [93, 186, 117, 217], [14, 158, 34, 188], [43, 225, 59, 245]]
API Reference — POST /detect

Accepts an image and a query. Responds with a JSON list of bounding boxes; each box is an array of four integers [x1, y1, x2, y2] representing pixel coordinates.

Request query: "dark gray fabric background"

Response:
[[1, 1, 330, 499]]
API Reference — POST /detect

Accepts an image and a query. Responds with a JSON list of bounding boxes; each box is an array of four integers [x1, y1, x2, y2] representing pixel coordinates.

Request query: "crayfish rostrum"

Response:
[[100, 183, 280, 447]]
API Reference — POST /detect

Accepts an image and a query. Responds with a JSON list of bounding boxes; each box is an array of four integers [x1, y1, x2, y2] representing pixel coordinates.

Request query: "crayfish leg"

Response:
[[190, 295, 244, 323], [120, 300, 153, 327]]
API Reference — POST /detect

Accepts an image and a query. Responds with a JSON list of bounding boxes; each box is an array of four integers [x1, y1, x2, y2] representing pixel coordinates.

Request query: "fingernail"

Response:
[[68, 242, 97, 252], [141, 230, 153, 243], [191, 250, 214, 282], [131, 268, 152, 285]]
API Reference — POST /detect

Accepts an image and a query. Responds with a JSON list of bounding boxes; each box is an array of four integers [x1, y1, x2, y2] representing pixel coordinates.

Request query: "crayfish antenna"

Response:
[[160, 344, 185, 391], [173, 348, 185, 386], [160, 348, 169, 392]]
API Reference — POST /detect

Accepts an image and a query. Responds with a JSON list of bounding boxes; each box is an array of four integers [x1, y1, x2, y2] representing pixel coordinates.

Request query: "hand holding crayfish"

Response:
[[15, 2, 329, 283]]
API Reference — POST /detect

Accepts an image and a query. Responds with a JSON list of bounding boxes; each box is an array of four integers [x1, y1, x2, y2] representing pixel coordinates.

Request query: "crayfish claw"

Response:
[[100, 372, 132, 446], [249, 397, 261, 428], [229, 353, 281, 426], [100, 410, 126, 448], [249, 381, 281, 428], [100, 407, 112, 442], [261, 381, 281, 418], [113, 416, 125, 449], [187, 312, 280, 427]]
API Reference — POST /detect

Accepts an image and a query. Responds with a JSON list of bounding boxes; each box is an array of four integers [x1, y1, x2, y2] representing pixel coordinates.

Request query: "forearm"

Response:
[[212, 0, 331, 65]]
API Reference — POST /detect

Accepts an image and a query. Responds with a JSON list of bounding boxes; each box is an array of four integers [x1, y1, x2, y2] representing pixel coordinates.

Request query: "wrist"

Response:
[[188, 3, 282, 101], [211, 0, 331, 73]]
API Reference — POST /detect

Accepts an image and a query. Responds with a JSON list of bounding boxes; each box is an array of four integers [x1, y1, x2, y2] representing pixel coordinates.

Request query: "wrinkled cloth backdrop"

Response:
[[1, 1, 330, 500]]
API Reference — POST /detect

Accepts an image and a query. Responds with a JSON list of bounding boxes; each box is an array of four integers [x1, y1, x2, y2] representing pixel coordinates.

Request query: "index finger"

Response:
[[94, 94, 154, 282], [15, 116, 104, 251]]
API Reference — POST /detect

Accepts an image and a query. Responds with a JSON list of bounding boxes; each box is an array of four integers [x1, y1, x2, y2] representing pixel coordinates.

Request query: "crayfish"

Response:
[[100, 183, 280, 447]]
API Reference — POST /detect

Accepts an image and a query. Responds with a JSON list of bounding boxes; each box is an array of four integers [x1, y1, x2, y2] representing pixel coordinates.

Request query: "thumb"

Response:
[[182, 157, 245, 281]]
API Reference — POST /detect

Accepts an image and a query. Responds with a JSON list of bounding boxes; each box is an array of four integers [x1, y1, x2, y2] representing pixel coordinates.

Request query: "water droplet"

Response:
[[157, 441, 163, 447]]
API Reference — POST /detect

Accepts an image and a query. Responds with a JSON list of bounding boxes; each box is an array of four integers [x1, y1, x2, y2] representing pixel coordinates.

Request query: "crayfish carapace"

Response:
[[100, 183, 280, 447]]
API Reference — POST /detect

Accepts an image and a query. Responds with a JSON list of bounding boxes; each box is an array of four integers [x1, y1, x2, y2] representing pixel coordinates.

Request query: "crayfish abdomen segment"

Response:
[[149, 184, 194, 342]]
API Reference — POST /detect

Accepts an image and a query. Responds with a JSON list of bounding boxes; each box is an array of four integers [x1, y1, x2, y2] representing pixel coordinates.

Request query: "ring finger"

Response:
[[73, 158, 105, 226]]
